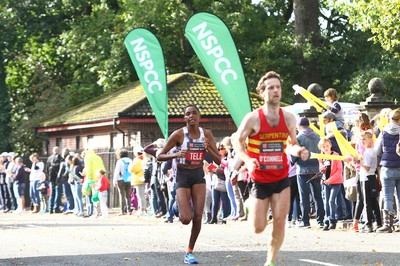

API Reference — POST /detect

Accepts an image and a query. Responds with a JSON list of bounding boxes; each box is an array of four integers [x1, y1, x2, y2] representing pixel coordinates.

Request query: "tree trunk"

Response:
[[293, 0, 322, 102], [0, 55, 12, 151], [181, 0, 195, 72]]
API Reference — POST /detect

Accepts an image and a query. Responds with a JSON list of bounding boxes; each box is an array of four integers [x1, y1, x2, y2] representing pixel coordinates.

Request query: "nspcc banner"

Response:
[[185, 12, 251, 127], [124, 28, 168, 139]]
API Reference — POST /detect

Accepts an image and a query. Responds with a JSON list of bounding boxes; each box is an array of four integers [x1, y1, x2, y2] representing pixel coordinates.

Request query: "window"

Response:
[[76, 136, 80, 150], [111, 133, 123, 149], [56, 137, 62, 148], [87, 135, 94, 149]]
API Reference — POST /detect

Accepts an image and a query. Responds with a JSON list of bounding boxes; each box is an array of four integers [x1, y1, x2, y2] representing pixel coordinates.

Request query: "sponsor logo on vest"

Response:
[[259, 132, 289, 140], [129, 37, 162, 94], [191, 22, 238, 85]]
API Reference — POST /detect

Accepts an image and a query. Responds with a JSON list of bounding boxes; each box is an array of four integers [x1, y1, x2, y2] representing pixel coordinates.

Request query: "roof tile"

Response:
[[39, 72, 265, 127]]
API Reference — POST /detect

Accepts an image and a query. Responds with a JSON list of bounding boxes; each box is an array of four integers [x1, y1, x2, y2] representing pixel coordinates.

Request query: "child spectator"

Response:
[[95, 169, 110, 218], [356, 131, 382, 232], [202, 161, 213, 224], [351, 113, 375, 232], [323, 88, 345, 129], [318, 137, 343, 230], [130, 187, 138, 212], [37, 172, 49, 214], [13, 157, 27, 213]]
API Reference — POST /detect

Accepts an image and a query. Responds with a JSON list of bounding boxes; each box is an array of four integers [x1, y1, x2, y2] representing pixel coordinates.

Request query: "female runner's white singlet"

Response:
[[176, 127, 206, 166]]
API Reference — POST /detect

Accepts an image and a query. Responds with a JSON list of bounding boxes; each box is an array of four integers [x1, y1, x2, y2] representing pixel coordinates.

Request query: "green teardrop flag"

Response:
[[185, 12, 251, 127], [124, 28, 168, 139]]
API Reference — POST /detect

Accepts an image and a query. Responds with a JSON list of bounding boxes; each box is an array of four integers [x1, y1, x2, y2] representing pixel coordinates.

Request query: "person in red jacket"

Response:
[[95, 169, 110, 218], [318, 137, 343, 230]]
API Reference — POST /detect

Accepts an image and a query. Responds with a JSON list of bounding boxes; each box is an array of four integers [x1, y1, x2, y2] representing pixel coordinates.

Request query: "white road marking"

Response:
[[298, 259, 341, 266]]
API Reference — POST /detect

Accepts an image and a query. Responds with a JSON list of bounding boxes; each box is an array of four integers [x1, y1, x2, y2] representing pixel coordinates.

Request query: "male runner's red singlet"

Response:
[[247, 108, 289, 183]]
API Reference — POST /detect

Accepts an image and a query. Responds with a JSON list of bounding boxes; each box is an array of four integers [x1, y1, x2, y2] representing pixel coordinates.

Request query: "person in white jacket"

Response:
[[25, 153, 44, 213]]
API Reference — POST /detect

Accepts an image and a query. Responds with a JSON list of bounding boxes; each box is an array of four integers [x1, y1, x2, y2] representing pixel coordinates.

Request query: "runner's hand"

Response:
[[245, 158, 259, 174], [204, 137, 210, 151], [299, 148, 309, 161], [177, 149, 187, 158]]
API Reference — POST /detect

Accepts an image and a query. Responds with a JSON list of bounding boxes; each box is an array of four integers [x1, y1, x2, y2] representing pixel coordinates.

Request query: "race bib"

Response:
[[258, 142, 284, 170], [185, 142, 205, 165]]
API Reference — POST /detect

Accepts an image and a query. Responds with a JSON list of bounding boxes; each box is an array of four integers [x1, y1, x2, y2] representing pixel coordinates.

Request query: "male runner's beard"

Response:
[[267, 98, 280, 106]]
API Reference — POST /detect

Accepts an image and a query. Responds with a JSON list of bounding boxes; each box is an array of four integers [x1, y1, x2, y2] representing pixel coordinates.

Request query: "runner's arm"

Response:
[[157, 130, 183, 161], [204, 129, 221, 165], [233, 112, 259, 173], [284, 110, 308, 159]]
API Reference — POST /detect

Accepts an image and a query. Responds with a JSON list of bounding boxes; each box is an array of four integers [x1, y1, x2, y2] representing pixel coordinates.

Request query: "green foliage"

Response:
[[331, 0, 400, 56], [320, 1, 400, 103], [1, 0, 107, 155], [341, 56, 400, 104], [5, 37, 62, 155], [120, 0, 192, 74], [56, 3, 122, 101]]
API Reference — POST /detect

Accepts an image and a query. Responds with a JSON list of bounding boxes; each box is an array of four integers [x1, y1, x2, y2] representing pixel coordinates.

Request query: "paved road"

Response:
[[0, 211, 399, 266]]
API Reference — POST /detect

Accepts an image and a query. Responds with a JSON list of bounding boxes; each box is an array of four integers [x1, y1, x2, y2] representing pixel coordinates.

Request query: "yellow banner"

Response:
[[309, 123, 324, 138], [293, 85, 328, 112], [332, 129, 358, 157], [310, 152, 345, 161]]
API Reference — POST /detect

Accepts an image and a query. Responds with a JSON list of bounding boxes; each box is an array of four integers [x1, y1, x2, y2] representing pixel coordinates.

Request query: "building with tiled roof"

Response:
[[35, 72, 265, 155]]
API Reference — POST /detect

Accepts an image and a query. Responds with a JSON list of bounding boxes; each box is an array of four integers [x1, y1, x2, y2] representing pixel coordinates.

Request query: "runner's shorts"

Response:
[[250, 177, 289, 199], [176, 167, 205, 189]]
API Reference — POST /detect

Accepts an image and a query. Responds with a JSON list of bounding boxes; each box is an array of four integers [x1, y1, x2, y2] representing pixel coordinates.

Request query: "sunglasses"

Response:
[[218, 147, 226, 151]]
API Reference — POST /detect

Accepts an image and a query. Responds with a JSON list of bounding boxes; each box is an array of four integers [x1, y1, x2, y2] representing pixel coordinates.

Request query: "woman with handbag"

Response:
[[208, 162, 230, 224]]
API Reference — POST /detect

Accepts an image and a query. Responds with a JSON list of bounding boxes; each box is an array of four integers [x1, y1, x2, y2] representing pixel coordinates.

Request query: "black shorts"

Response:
[[250, 178, 290, 200], [176, 167, 205, 189]]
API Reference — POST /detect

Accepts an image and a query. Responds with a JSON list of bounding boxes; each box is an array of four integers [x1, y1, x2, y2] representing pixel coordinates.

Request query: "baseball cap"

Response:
[[323, 112, 336, 120], [134, 145, 144, 154], [298, 117, 310, 127], [155, 138, 165, 148]]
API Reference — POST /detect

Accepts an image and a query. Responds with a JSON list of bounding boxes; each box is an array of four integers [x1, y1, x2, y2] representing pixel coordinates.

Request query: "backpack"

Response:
[[121, 159, 131, 183]]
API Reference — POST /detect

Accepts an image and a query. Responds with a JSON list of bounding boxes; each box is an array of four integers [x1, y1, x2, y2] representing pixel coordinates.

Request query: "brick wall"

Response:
[[43, 119, 237, 156]]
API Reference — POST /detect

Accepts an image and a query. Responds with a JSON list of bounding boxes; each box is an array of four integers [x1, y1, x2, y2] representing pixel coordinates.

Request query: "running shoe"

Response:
[[351, 224, 359, 232], [184, 252, 198, 264], [264, 262, 275, 266], [297, 222, 311, 228]]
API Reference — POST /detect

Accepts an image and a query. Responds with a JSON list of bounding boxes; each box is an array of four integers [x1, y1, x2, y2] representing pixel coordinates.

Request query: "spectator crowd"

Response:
[[0, 106, 400, 235]]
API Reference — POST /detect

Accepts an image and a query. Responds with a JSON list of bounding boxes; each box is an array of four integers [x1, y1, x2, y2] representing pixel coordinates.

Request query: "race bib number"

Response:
[[185, 142, 205, 165], [258, 142, 284, 170]]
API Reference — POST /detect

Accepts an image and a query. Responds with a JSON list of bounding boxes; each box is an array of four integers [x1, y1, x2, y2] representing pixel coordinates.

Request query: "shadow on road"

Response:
[[0, 250, 393, 266], [0, 222, 152, 229]]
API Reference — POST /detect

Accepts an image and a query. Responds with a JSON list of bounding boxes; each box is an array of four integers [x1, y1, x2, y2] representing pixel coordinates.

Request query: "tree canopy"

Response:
[[1, 0, 399, 155], [331, 0, 400, 55]]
